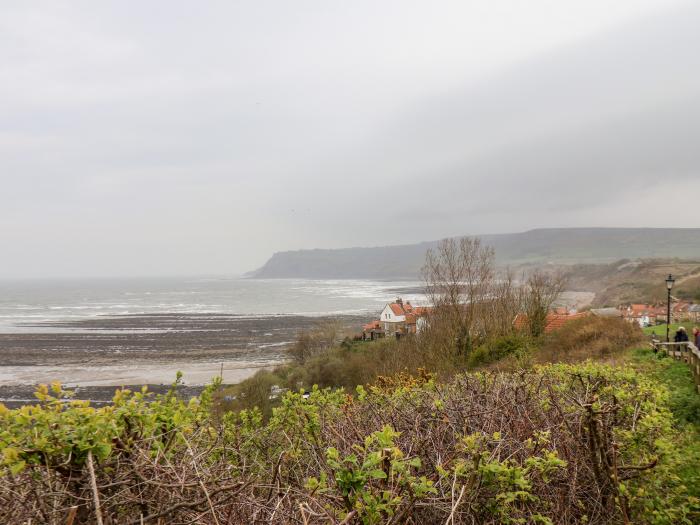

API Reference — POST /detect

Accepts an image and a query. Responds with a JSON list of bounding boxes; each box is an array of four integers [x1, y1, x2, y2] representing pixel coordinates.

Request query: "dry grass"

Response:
[[537, 316, 645, 364]]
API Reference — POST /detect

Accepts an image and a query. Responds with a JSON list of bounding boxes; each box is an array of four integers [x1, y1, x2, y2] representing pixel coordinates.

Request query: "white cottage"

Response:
[[362, 298, 430, 340], [380, 301, 407, 334]]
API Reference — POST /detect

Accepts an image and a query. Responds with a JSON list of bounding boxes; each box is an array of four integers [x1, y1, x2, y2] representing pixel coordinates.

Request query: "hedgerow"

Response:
[[0, 363, 697, 524]]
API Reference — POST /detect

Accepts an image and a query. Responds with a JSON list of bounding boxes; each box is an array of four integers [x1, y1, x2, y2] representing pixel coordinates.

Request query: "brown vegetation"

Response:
[[538, 316, 645, 364], [421, 238, 565, 360], [521, 271, 567, 337], [288, 320, 344, 363]]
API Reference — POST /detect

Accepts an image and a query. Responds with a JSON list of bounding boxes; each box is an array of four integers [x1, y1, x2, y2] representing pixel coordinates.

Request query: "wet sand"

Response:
[[0, 359, 278, 387], [0, 313, 364, 405]]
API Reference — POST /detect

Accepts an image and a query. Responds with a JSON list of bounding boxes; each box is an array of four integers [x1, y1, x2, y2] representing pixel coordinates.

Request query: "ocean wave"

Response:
[[0, 278, 427, 334], [255, 341, 293, 349]]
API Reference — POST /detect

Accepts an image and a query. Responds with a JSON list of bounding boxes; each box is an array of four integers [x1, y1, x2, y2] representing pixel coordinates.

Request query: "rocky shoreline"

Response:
[[0, 312, 365, 406]]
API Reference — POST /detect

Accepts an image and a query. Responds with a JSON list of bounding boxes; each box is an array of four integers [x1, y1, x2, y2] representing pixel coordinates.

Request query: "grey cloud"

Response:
[[278, 3, 700, 240], [0, 1, 697, 277]]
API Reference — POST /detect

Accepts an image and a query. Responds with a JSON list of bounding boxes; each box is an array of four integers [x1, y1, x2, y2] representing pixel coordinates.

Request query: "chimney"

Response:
[[396, 297, 403, 305]]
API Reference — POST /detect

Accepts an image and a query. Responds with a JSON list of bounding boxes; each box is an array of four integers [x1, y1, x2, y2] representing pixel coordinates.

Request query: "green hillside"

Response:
[[251, 228, 700, 279]]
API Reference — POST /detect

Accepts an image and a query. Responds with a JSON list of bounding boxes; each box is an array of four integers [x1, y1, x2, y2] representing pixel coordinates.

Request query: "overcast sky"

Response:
[[2, 0, 699, 278]]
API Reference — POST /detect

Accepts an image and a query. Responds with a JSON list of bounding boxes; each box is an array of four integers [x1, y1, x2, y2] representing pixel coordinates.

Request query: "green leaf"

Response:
[[94, 443, 112, 460], [10, 460, 26, 476]]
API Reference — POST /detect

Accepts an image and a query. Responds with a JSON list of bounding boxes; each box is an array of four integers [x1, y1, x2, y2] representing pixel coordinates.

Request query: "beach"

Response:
[[0, 311, 366, 406]]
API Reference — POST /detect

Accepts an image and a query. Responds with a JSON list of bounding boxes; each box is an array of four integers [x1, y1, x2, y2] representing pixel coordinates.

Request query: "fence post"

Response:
[[691, 343, 700, 393]]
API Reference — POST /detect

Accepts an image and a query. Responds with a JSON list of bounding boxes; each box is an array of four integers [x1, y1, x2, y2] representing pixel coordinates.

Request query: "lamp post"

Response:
[[666, 274, 675, 343]]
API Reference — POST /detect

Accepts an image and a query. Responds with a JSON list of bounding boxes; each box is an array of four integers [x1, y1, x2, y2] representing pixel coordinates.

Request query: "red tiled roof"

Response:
[[363, 320, 382, 331], [389, 303, 406, 316], [630, 304, 650, 312], [628, 304, 655, 315], [387, 300, 426, 316], [514, 310, 589, 333], [545, 312, 588, 332], [624, 304, 659, 317]]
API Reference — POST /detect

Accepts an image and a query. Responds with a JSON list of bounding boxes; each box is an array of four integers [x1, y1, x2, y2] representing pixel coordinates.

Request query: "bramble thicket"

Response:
[[1, 360, 698, 524]]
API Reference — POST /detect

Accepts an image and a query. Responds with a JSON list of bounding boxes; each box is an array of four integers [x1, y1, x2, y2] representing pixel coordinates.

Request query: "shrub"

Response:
[[468, 334, 534, 368], [288, 321, 343, 363], [1, 363, 696, 524], [218, 369, 280, 418], [539, 316, 645, 363]]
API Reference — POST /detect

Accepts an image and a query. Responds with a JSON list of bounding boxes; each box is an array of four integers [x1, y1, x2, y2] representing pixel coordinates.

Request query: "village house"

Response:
[[672, 301, 691, 323], [545, 309, 588, 332], [620, 304, 660, 327], [617, 301, 700, 326], [361, 319, 384, 341], [362, 298, 429, 340]]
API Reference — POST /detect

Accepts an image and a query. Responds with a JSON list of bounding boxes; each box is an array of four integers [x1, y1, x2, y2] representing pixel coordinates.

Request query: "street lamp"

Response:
[[666, 274, 675, 343]]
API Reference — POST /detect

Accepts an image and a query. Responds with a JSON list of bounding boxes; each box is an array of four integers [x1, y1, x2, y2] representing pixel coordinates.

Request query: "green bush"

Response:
[[1, 362, 697, 524], [468, 334, 534, 368]]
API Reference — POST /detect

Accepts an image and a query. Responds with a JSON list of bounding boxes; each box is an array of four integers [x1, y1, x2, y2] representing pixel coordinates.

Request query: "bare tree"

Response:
[[422, 237, 496, 358], [421, 238, 568, 361], [485, 269, 522, 337], [521, 270, 568, 337]]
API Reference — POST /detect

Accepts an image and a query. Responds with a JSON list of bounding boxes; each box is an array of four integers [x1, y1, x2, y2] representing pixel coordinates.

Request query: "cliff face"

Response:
[[250, 241, 436, 280], [250, 228, 700, 279]]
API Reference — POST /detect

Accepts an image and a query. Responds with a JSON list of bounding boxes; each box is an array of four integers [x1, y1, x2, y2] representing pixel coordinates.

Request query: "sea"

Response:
[[0, 277, 426, 333]]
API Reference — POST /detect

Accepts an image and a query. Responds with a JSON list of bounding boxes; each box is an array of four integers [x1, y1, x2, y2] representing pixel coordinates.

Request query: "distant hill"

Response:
[[250, 228, 700, 279]]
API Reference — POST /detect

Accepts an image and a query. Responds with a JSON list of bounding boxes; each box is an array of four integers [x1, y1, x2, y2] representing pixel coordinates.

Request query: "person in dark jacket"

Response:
[[674, 326, 689, 343]]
